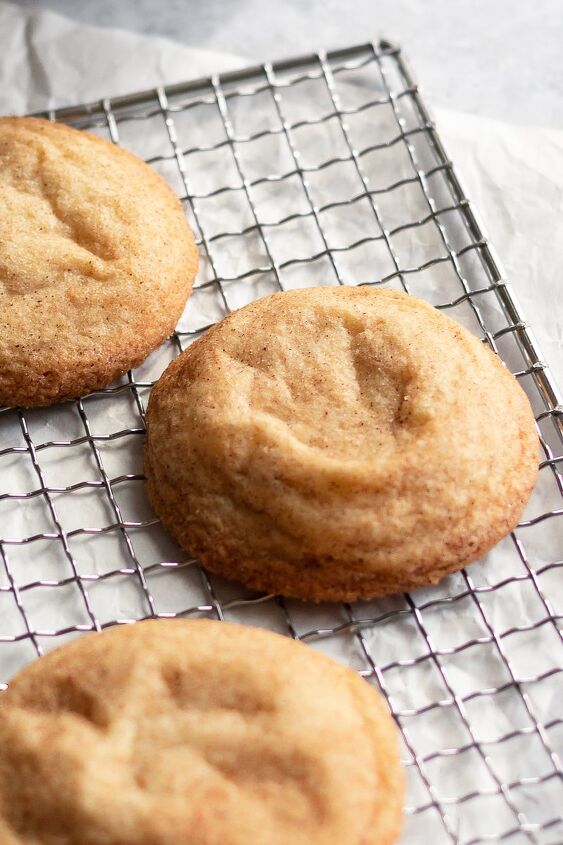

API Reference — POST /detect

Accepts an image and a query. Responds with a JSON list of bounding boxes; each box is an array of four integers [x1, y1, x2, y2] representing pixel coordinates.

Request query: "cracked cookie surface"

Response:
[[0, 619, 403, 845], [145, 286, 538, 600], [0, 116, 198, 407]]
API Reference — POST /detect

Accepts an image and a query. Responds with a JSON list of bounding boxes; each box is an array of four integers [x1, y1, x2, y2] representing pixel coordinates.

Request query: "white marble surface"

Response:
[[12, 0, 563, 130]]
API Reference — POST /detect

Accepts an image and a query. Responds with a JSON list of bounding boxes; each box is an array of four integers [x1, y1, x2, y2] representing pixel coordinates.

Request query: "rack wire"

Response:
[[1, 40, 562, 844]]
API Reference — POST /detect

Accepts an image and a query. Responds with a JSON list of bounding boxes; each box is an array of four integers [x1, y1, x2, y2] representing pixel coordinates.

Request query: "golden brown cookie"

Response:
[[0, 116, 198, 407], [145, 286, 538, 601], [0, 619, 403, 845]]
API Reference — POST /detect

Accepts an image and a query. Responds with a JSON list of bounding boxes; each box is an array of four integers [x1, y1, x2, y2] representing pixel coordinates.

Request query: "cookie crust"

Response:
[[145, 287, 539, 601], [0, 619, 403, 845], [0, 117, 198, 407]]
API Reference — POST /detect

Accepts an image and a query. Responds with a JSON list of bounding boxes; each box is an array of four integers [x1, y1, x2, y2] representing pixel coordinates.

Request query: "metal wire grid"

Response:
[[0, 40, 562, 844]]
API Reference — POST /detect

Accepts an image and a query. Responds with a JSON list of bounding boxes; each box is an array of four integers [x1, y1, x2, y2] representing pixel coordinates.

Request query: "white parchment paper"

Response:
[[0, 3, 561, 843]]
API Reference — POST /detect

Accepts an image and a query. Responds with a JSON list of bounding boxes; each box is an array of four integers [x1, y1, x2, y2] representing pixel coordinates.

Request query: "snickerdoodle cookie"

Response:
[[145, 287, 538, 601], [0, 619, 403, 845], [0, 116, 198, 407]]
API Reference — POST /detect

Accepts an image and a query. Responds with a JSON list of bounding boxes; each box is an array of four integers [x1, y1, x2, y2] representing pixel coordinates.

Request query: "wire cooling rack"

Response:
[[1, 40, 562, 844]]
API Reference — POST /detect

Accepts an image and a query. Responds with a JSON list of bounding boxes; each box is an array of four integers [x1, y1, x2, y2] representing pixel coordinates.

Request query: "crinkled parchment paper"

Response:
[[0, 3, 562, 842]]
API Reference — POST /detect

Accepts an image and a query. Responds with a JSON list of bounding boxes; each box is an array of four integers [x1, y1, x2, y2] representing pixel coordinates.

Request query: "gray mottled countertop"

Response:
[[12, 0, 563, 130]]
